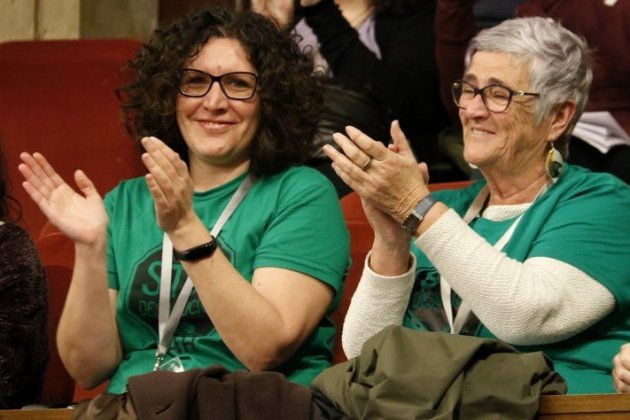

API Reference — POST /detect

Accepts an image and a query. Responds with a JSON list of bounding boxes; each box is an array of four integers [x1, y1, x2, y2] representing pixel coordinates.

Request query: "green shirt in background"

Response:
[[104, 166, 349, 394]]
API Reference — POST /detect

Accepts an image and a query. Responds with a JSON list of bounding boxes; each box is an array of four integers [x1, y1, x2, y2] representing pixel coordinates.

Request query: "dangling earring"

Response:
[[546, 142, 564, 180]]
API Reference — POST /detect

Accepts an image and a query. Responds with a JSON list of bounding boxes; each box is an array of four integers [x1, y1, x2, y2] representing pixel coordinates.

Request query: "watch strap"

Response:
[[173, 237, 218, 261], [401, 194, 438, 234]]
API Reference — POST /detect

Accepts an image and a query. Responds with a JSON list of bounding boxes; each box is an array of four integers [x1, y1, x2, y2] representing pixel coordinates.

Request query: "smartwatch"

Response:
[[173, 237, 218, 261], [401, 194, 438, 235]]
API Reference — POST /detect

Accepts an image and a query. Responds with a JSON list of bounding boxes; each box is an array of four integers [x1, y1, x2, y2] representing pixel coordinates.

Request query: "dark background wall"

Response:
[[160, 0, 251, 24]]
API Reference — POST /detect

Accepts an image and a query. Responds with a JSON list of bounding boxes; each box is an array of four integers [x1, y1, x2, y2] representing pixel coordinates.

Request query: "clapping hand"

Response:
[[323, 121, 430, 252], [139, 137, 197, 236], [18, 152, 109, 246], [323, 121, 429, 224]]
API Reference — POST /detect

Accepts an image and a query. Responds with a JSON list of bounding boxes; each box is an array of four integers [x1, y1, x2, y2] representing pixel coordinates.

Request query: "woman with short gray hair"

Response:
[[325, 16, 630, 394]]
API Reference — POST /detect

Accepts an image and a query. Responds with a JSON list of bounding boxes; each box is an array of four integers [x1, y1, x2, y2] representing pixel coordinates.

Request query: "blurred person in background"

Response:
[[253, 0, 452, 196]]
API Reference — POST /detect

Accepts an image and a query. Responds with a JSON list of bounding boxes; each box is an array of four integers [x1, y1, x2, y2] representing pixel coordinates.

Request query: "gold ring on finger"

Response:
[[360, 156, 372, 171]]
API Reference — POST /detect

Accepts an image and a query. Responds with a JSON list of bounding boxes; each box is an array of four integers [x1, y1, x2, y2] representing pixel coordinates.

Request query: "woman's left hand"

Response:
[[323, 121, 430, 223], [140, 137, 197, 235]]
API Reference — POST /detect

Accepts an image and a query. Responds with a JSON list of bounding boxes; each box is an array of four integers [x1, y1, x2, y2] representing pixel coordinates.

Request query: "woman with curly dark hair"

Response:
[[0, 143, 47, 408], [18, 6, 349, 395]]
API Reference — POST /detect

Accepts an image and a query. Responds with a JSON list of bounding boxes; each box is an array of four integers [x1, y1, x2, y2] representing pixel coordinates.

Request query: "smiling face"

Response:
[[460, 51, 551, 177], [176, 37, 261, 174]]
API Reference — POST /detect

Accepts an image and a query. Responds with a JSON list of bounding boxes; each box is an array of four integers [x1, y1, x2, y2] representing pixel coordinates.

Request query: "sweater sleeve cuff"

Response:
[[361, 250, 417, 288]]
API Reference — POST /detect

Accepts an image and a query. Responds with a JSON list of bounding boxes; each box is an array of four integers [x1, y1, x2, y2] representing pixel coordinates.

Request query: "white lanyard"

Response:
[[440, 186, 526, 334], [154, 176, 253, 369]]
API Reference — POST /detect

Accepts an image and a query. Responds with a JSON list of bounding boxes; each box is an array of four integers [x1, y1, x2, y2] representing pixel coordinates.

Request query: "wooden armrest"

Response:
[[0, 409, 73, 419], [539, 393, 630, 418]]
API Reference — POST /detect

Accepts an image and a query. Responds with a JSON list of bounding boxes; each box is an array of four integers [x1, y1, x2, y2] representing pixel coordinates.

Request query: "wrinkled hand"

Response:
[[323, 121, 430, 224], [360, 195, 408, 248], [361, 140, 430, 245], [140, 137, 197, 235], [251, 0, 294, 27], [613, 344, 630, 393], [18, 152, 109, 246]]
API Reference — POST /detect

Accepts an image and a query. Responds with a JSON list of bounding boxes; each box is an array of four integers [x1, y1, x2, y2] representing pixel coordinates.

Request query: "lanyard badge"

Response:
[[153, 176, 253, 371]]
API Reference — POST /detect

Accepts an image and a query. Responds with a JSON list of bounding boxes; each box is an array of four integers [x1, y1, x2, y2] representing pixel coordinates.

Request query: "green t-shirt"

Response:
[[103, 166, 350, 394], [404, 165, 630, 394]]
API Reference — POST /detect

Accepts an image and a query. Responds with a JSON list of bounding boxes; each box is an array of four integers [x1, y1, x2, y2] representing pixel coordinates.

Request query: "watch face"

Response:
[[402, 214, 420, 235], [401, 195, 437, 234]]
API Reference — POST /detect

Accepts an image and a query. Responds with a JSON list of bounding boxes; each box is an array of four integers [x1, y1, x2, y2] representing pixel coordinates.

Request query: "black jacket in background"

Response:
[[300, 0, 450, 163]]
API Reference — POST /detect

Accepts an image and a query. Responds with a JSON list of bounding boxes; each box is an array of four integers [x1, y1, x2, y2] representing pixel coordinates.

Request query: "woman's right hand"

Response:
[[614, 343, 630, 393], [362, 198, 406, 245], [251, 0, 295, 27], [361, 140, 430, 246], [18, 152, 109, 246], [359, 143, 425, 275]]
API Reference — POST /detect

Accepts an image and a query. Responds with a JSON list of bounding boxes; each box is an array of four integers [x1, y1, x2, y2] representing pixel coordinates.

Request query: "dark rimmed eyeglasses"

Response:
[[178, 68, 258, 100], [451, 80, 540, 113]]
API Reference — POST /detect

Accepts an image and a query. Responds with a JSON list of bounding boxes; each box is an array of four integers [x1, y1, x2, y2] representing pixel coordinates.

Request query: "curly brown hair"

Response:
[[118, 6, 323, 177]]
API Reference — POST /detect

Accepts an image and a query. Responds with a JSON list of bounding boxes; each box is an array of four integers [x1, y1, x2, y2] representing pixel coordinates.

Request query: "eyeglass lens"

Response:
[[452, 81, 512, 113], [180, 69, 257, 99]]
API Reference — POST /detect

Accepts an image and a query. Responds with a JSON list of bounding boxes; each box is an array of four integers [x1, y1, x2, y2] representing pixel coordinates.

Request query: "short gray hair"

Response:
[[464, 17, 592, 157]]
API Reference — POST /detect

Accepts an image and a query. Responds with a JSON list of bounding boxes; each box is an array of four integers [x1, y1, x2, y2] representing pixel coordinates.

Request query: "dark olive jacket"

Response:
[[312, 326, 566, 419]]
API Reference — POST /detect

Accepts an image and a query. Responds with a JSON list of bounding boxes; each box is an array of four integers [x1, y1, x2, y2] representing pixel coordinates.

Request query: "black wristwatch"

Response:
[[173, 237, 218, 261], [401, 194, 438, 235]]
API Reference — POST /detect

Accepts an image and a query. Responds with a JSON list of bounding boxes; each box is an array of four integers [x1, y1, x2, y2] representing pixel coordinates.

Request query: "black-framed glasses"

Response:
[[179, 68, 258, 100], [451, 80, 540, 113]]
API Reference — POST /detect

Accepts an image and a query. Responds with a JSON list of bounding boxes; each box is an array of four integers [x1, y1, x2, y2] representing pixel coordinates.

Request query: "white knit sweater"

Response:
[[342, 204, 614, 359]]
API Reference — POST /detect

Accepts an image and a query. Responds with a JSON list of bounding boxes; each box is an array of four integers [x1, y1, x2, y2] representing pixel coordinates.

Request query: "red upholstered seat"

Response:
[[36, 225, 108, 404], [0, 39, 145, 240], [36, 230, 74, 405]]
